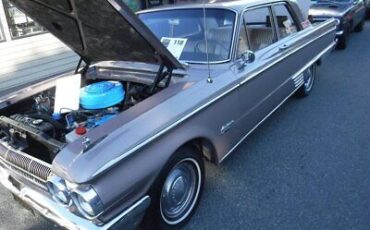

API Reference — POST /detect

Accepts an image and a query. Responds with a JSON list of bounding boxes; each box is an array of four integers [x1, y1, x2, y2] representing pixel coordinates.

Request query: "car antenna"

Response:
[[202, 0, 213, 83]]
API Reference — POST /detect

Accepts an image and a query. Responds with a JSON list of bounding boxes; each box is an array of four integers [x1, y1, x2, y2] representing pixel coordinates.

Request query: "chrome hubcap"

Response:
[[160, 159, 201, 225], [304, 65, 315, 91]]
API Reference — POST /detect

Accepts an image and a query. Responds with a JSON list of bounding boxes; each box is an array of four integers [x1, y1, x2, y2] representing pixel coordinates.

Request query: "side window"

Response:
[[243, 7, 276, 52], [272, 4, 298, 39]]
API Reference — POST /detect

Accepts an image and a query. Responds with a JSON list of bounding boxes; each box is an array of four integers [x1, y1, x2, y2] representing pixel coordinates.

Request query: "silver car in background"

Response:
[[0, 0, 336, 229]]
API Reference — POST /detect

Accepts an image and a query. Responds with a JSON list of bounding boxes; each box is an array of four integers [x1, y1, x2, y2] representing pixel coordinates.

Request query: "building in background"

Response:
[[0, 0, 79, 92], [0, 0, 195, 92]]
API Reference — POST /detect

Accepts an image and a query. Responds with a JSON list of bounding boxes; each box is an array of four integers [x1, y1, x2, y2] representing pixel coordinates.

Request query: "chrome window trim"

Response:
[[240, 21, 335, 86], [138, 7, 239, 64], [271, 1, 305, 31], [235, 4, 278, 57], [270, 3, 300, 40], [234, 0, 302, 61], [93, 19, 336, 177]]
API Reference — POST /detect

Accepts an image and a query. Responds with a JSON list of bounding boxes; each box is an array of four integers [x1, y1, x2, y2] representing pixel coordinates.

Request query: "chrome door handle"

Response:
[[279, 44, 289, 51]]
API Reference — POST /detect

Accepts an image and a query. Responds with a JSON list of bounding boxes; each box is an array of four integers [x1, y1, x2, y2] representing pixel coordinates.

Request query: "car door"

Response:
[[232, 2, 336, 139], [269, 2, 330, 97], [233, 5, 289, 134]]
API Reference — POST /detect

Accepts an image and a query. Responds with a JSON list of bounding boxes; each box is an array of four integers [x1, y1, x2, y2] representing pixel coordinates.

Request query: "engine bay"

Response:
[[0, 75, 158, 163]]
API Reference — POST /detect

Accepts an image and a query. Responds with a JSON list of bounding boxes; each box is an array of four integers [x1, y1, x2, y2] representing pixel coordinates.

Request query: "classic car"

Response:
[[0, 0, 336, 229], [309, 0, 367, 49]]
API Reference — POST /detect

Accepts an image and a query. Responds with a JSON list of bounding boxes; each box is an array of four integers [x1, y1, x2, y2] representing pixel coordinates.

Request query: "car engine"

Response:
[[0, 79, 152, 163]]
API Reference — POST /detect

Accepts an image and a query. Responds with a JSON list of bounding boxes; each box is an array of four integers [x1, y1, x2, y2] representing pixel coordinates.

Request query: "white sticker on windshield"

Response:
[[160, 37, 187, 59]]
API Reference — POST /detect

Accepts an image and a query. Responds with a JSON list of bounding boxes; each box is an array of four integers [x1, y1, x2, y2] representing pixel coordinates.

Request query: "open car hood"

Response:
[[10, 0, 184, 69]]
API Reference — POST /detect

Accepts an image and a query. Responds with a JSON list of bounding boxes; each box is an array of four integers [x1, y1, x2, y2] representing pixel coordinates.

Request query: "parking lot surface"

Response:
[[1, 22, 370, 230]]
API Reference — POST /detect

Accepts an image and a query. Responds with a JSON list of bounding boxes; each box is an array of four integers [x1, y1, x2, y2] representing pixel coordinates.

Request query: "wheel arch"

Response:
[[174, 137, 218, 164]]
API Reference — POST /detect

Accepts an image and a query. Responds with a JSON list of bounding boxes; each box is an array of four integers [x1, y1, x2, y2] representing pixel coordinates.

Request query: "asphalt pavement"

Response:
[[1, 22, 370, 230]]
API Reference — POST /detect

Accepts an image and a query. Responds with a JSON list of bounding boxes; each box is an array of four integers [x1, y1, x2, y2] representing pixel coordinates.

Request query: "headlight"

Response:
[[71, 185, 104, 219], [46, 175, 71, 206]]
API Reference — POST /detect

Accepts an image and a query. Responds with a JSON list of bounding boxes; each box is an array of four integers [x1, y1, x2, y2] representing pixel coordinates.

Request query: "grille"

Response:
[[9, 165, 46, 186], [0, 144, 51, 187]]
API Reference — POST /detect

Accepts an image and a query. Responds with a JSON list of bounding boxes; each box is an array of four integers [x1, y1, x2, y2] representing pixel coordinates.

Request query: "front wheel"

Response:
[[295, 64, 317, 97], [142, 146, 205, 229]]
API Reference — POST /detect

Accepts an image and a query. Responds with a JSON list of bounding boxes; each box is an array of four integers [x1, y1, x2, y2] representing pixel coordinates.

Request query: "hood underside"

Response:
[[10, 0, 183, 69]]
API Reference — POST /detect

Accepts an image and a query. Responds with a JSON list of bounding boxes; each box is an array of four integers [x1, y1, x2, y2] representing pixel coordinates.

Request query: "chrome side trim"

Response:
[[92, 82, 240, 176], [293, 73, 305, 88], [93, 22, 336, 177], [219, 41, 336, 163]]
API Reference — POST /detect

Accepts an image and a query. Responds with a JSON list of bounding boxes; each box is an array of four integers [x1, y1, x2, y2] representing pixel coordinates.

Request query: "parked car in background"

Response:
[[0, 0, 336, 229], [309, 0, 367, 49]]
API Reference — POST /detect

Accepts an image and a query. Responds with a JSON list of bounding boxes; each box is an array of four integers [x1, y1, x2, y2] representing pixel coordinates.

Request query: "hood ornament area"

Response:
[[81, 137, 91, 153], [80, 135, 107, 154]]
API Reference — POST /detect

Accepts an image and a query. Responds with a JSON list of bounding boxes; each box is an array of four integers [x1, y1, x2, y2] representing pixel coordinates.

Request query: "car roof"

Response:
[[138, 0, 297, 13]]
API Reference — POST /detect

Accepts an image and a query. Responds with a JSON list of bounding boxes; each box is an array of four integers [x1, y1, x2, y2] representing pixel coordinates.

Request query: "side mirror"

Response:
[[237, 50, 255, 69], [243, 50, 255, 63]]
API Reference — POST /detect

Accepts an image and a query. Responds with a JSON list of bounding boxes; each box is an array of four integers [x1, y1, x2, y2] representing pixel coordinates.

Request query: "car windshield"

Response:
[[139, 9, 236, 63]]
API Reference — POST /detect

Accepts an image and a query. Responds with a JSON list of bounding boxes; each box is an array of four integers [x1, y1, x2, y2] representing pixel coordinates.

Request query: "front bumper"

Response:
[[0, 165, 150, 230]]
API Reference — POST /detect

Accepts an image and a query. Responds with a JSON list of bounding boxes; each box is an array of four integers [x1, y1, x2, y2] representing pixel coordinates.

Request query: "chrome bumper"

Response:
[[0, 165, 150, 230]]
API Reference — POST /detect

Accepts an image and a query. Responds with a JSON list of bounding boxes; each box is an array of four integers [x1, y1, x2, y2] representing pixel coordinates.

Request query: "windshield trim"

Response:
[[138, 7, 238, 65]]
